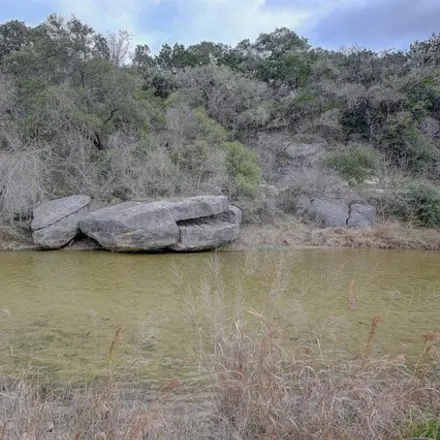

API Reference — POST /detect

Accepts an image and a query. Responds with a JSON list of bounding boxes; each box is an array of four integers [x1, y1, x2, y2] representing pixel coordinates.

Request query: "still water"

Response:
[[0, 249, 439, 386]]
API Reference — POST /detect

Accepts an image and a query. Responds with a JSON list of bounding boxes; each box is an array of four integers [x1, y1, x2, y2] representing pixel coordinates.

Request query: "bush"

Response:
[[393, 181, 440, 227], [223, 141, 262, 197], [277, 184, 305, 214], [325, 145, 380, 184], [383, 114, 439, 177]]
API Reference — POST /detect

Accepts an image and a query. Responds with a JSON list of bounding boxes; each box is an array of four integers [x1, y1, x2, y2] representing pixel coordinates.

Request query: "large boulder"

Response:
[[78, 201, 180, 252], [78, 196, 239, 252], [31, 195, 91, 249], [169, 206, 242, 252], [301, 196, 375, 229], [307, 198, 349, 228], [347, 204, 375, 229]]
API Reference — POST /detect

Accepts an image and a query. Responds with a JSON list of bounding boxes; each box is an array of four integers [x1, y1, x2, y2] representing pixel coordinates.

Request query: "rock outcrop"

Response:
[[78, 201, 181, 252], [31, 195, 91, 249], [299, 196, 375, 229], [170, 205, 241, 252], [75, 195, 241, 252]]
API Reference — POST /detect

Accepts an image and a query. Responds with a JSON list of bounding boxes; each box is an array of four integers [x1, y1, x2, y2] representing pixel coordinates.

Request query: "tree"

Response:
[[254, 27, 309, 57], [234, 28, 312, 87], [409, 33, 440, 67], [186, 41, 231, 66], [0, 20, 30, 60], [155, 44, 172, 69], [108, 30, 133, 67], [133, 44, 153, 68], [5, 14, 109, 88]]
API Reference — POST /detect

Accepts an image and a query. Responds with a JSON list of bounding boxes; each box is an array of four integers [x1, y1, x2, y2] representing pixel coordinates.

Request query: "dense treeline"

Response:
[[0, 14, 440, 226]]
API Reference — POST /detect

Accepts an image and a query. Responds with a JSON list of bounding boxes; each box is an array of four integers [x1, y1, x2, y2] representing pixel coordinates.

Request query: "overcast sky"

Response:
[[0, 0, 438, 52]]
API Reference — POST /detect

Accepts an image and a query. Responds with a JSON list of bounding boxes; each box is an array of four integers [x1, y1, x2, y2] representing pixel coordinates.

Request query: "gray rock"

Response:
[[32, 206, 89, 249], [420, 117, 440, 140], [307, 198, 349, 228], [31, 195, 91, 231], [79, 201, 180, 252], [161, 196, 229, 221], [217, 205, 242, 224], [284, 143, 325, 167], [31, 195, 91, 249], [347, 204, 375, 229], [169, 219, 240, 252]]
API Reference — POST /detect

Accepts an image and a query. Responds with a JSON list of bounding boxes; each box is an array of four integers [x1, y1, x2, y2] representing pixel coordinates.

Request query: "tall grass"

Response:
[[0, 257, 439, 439]]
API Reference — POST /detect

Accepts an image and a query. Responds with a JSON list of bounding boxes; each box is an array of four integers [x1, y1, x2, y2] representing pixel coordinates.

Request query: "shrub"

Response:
[[277, 184, 305, 214], [383, 114, 439, 177], [223, 141, 262, 197], [393, 181, 440, 227], [325, 145, 380, 184]]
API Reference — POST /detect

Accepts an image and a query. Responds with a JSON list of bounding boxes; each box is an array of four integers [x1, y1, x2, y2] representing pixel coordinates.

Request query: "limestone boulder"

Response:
[[31, 195, 91, 249], [169, 206, 241, 252], [307, 198, 349, 228], [78, 201, 180, 252], [347, 204, 375, 229]]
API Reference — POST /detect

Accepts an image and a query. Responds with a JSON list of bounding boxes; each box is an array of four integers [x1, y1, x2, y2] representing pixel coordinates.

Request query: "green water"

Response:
[[0, 248, 439, 385]]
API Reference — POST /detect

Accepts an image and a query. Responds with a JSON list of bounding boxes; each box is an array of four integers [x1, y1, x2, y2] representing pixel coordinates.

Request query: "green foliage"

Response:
[[393, 182, 440, 227], [194, 107, 229, 144], [325, 146, 380, 184], [406, 419, 440, 439], [383, 114, 439, 176], [223, 141, 261, 196], [0, 20, 30, 60], [171, 140, 211, 173]]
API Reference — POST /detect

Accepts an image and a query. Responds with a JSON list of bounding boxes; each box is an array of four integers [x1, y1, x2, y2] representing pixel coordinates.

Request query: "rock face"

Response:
[[31, 195, 91, 249], [300, 196, 375, 229], [78, 201, 180, 252], [75, 196, 241, 252]]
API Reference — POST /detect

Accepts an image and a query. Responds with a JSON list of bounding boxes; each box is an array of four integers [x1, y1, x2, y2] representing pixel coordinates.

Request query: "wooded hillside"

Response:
[[1, 15, 439, 226]]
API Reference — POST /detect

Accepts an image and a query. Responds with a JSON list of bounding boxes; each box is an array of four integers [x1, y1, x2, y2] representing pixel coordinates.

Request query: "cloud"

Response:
[[1, 0, 438, 53], [308, 0, 440, 50], [42, 0, 356, 51]]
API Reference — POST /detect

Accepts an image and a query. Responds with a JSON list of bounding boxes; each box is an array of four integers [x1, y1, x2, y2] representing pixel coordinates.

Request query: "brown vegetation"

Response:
[[236, 220, 440, 251], [0, 261, 439, 439]]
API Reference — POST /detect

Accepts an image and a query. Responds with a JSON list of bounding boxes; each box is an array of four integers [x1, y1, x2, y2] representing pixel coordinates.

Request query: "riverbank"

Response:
[[3, 220, 440, 252], [235, 220, 440, 251]]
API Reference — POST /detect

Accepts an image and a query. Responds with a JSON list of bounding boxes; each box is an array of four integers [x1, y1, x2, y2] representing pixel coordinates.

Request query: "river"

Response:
[[0, 248, 439, 387]]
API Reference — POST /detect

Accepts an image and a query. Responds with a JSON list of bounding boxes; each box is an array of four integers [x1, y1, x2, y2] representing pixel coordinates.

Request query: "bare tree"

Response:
[[107, 30, 133, 67]]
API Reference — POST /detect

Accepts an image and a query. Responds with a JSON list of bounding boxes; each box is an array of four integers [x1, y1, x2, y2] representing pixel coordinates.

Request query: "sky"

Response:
[[0, 0, 438, 53]]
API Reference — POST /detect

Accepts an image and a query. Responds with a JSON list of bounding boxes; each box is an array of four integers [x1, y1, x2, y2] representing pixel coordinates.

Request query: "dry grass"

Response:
[[0, 226, 34, 251], [236, 219, 440, 251], [0, 259, 440, 439]]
